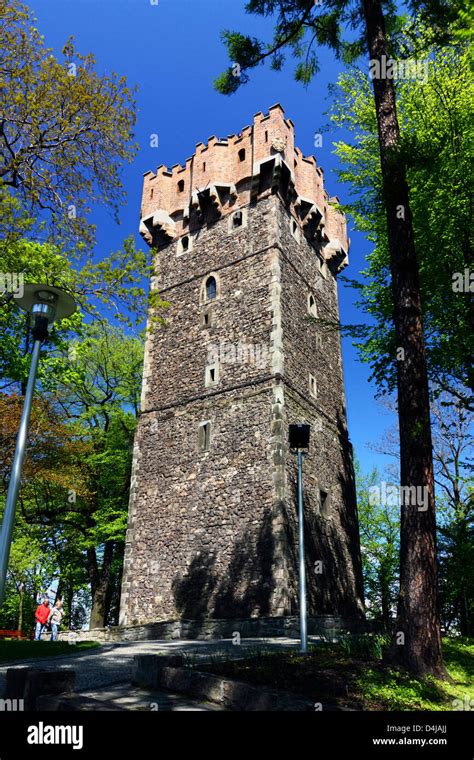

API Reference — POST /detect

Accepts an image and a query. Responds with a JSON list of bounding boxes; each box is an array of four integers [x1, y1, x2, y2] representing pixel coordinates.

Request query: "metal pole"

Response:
[[0, 339, 41, 604], [297, 449, 307, 653]]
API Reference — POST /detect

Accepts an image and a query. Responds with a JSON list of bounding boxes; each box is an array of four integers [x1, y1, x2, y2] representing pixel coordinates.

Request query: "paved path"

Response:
[[0, 636, 307, 708], [78, 683, 225, 711]]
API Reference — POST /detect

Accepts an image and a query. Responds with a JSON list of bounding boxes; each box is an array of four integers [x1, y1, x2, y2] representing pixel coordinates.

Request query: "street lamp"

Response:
[[0, 284, 76, 604], [289, 423, 310, 653]]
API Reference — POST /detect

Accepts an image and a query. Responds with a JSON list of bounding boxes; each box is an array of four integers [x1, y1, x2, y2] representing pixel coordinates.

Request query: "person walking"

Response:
[[48, 600, 64, 642], [34, 598, 50, 641]]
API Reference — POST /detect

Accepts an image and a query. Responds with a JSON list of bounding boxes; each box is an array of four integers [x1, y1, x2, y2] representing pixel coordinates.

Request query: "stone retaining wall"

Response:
[[58, 614, 369, 643], [133, 654, 314, 711]]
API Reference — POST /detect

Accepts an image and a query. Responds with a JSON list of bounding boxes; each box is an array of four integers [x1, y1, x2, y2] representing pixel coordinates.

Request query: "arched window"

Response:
[[200, 272, 220, 304], [177, 179, 185, 193], [238, 148, 246, 162], [177, 234, 193, 255], [206, 276, 217, 301]]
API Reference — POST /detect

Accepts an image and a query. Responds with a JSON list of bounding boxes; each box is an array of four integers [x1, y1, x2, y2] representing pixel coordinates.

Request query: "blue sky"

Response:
[[26, 0, 397, 475]]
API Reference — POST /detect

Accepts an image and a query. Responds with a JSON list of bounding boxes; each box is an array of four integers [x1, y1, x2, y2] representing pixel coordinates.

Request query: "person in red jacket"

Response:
[[34, 598, 50, 641]]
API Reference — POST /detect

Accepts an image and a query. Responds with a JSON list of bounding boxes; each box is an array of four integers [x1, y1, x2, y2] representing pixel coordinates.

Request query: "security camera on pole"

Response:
[[0, 284, 76, 605], [289, 423, 310, 653]]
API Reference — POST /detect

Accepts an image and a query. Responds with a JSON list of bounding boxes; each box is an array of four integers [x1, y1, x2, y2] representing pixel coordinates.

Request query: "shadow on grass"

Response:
[[190, 637, 474, 711], [0, 640, 100, 665]]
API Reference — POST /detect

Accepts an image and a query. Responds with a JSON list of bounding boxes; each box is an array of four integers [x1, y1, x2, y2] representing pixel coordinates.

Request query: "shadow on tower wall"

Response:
[[171, 410, 364, 622], [285, 410, 365, 619], [172, 508, 275, 619], [335, 409, 365, 610]]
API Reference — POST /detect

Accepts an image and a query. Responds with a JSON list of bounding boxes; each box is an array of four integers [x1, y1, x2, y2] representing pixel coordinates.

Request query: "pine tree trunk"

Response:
[[362, 0, 446, 677]]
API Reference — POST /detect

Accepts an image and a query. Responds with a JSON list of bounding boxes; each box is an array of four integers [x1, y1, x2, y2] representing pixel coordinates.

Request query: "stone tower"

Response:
[[119, 105, 364, 629]]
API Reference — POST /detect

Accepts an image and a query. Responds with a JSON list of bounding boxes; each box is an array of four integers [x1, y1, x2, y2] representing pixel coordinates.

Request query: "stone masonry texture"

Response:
[[119, 105, 365, 626]]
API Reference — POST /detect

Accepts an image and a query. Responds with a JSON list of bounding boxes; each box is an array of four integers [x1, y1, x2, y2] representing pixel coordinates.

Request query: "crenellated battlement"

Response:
[[139, 104, 349, 272]]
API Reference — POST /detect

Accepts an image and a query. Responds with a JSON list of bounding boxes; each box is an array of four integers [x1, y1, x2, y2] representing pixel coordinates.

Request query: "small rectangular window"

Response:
[[309, 373, 317, 399], [198, 422, 211, 452], [290, 218, 300, 242], [233, 210, 243, 228], [320, 489, 330, 516], [205, 363, 219, 387], [308, 294, 317, 317], [228, 207, 247, 234]]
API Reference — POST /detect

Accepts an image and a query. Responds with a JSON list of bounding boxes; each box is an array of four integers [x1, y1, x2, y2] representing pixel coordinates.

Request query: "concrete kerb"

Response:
[[133, 654, 314, 711], [36, 693, 129, 711], [5, 667, 76, 711]]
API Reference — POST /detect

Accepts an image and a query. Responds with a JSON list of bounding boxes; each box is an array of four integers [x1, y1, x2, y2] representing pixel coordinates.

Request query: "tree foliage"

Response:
[[356, 461, 400, 628], [329, 33, 473, 401], [0, 322, 143, 630], [214, 1, 471, 96], [0, 0, 137, 249]]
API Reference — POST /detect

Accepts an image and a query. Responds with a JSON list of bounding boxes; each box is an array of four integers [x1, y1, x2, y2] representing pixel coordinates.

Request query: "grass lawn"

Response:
[[0, 640, 100, 664], [193, 636, 473, 711]]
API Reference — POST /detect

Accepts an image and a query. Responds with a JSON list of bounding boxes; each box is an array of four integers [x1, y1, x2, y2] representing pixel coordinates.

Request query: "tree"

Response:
[[432, 395, 473, 635], [0, 322, 143, 629], [329, 35, 473, 405], [0, 2, 163, 340], [0, 393, 76, 631], [0, 0, 137, 249], [356, 462, 399, 629], [0, 1, 167, 629], [0, 234, 163, 398], [368, 391, 473, 635], [0, 524, 54, 632], [47, 323, 142, 628], [212, 0, 469, 677]]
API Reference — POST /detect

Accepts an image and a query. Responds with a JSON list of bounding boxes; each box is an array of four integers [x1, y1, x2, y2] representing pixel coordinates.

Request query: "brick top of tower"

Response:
[[139, 104, 349, 271]]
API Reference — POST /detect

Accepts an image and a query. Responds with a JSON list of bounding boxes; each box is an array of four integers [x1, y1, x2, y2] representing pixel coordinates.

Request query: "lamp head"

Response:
[[289, 424, 311, 451], [16, 284, 76, 341]]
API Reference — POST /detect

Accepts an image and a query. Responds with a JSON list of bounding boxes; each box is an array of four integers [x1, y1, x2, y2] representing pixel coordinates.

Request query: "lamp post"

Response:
[[0, 284, 76, 605], [289, 423, 310, 653]]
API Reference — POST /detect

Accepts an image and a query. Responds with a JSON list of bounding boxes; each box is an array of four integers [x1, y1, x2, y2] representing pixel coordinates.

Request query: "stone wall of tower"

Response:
[[119, 106, 364, 626], [121, 198, 283, 624], [275, 200, 364, 618]]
